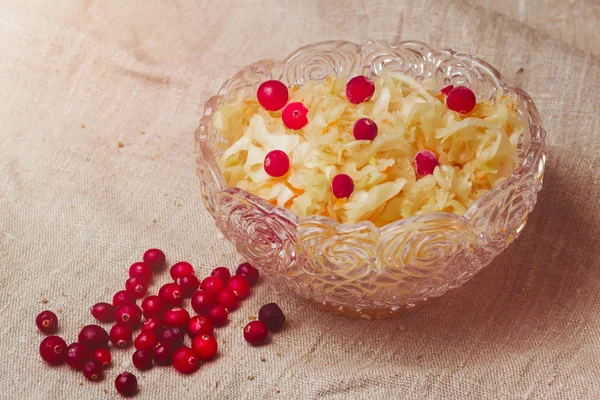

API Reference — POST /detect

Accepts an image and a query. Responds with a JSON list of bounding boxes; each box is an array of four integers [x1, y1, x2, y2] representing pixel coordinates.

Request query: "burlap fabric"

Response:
[[1, 0, 599, 398]]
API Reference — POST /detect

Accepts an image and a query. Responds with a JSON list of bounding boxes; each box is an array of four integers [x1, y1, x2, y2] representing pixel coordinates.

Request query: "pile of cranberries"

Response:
[[256, 77, 478, 199], [36, 249, 286, 397]]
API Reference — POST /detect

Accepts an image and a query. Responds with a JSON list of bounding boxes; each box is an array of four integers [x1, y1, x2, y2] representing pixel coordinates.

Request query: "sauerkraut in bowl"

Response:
[[195, 40, 546, 319]]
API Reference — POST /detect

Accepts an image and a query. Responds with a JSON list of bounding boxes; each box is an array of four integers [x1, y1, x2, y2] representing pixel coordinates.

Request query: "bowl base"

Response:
[[316, 298, 432, 319]]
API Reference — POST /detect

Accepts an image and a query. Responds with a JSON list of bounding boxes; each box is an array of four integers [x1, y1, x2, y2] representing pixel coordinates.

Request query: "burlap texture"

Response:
[[1, 0, 599, 398]]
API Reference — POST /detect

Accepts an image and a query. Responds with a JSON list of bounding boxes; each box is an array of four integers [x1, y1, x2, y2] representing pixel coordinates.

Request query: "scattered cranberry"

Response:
[[192, 334, 218, 361], [39, 335, 67, 365], [134, 331, 158, 351], [211, 267, 231, 283], [263, 150, 290, 178], [414, 150, 439, 176], [353, 118, 378, 141], [128, 262, 152, 283], [78, 325, 110, 350], [226, 275, 250, 299], [346, 75, 375, 104], [110, 323, 133, 348], [177, 274, 200, 297], [163, 307, 190, 330], [281, 102, 309, 130], [331, 174, 355, 199], [446, 86, 476, 114], [188, 316, 214, 338], [172, 346, 198, 374], [191, 290, 216, 315], [82, 359, 103, 381], [200, 276, 225, 295], [236, 263, 259, 286], [125, 277, 148, 299], [156, 327, 184, 348], [65, 342, 91, 370], [153, 344, 173, 366], [115, 371, 138, 397], [36, 310, 58, 334], [440, 85, 454, 96], [92, 348, 111, 368], [141, 318, 162, 335], [141, 295, 165, 319], [216, 288, 239, 311], [207, 304, 228, 327], [132, 349, 153, 371], [258, 303, 286, 332], [158, 283, 183, 308], [243, 320, 269, 345], [170, 261, 195, 280], [143, 248, 166, 270], [257, 80, 289, 111], [112, 290, 136, 307], [115, 304, 142, 328], [91, 302, 116, 322]]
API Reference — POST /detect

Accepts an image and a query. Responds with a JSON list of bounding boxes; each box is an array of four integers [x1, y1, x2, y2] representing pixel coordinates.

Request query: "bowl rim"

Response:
[[195, 39, 547, 233]]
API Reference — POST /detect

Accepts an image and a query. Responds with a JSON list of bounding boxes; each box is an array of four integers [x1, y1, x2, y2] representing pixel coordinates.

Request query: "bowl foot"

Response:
[[315, 298, 432, 319]]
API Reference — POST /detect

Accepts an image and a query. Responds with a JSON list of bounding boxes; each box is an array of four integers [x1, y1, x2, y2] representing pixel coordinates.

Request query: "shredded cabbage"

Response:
[[214, 72, 524, 227]]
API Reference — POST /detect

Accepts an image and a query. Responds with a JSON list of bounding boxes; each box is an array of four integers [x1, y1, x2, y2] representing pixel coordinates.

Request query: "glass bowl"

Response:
[[194, 40, 547, 319]]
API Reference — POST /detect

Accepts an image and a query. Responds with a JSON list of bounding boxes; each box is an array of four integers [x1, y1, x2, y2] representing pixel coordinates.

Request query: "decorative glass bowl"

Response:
[[194, 40, 547, 319]]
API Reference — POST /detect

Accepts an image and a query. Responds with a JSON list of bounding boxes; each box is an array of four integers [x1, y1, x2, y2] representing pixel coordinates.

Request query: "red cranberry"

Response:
[[141, 295, 165, 319], [110, 323, 133, 348], [36, 310, 58, 334], [128, 261, 152, 283], [65, 342, 91, 370], [170, 261, 195, 280], [243, 320, 269, 345], [282, 102, 309, 130], [258, 302, 286, 332], [125, 277, 148, 299], [78, 325, 110, 350], [446, 86, 476, 114], [143, 248, 166, 270], [226, 275, 250, 299], [192, 334, 218, 361], [115, 304, 142, 328], [346, 75, 375, 104], [236, 263, 259, 286], [191, 290, 215, 315], [257, 80, 289, 111], [92, 348, 111, 368], [132, 349, 153, 370], [112, 290, 136, 307], [82, 359, 103, 381], [91, 302, 115, 322], [158, 283, 183, 308], [163, 307, 190, 330], [141, 318, 162, 335], [211, 267, 231, 283], [115, 371, 138, 397], [353, 118, 378, 141], [156, 327, 184, 348], [176, 274, 200, 297], [216, 288, 239, 311], [188, 316, 214, 338], [134, 331, 158, 351], [153, 344, 173, 365], [172, 346, 198, 374], [207, 304, 228, 327], [440, 84, 454, 96], [331, 174, 355, 199], [200, 276, 225, 295], [414, 150, 439, 176], [39, 335, 67, 365], [263, 150, 290, 178]]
